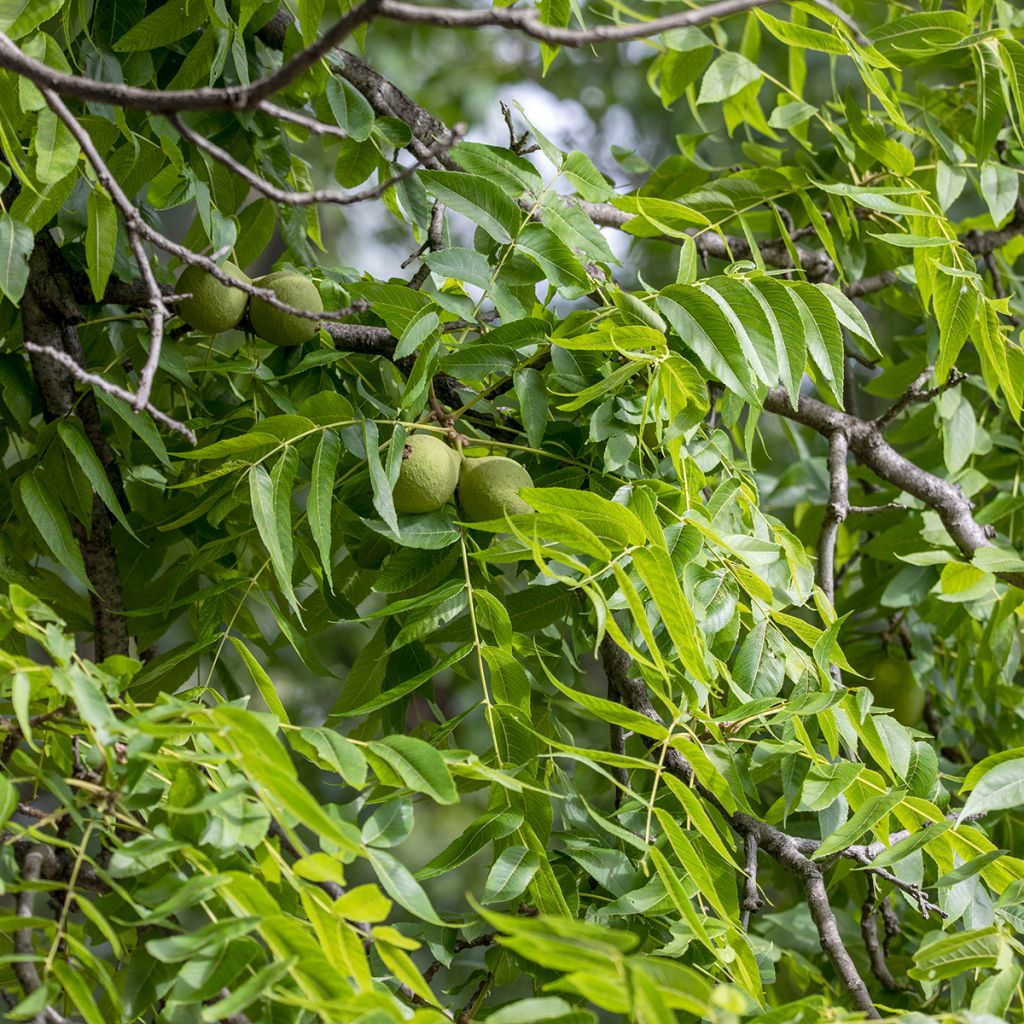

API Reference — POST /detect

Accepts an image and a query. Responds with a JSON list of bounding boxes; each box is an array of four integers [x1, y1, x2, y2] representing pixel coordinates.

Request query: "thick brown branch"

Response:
[[762, 388, 1021, 587], [22, 248, 131, 656]]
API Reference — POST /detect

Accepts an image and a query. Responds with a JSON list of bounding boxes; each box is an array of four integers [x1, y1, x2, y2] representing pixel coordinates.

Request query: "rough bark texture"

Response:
[[763, 388, 1019, 587], [22, 240, 129, 658]]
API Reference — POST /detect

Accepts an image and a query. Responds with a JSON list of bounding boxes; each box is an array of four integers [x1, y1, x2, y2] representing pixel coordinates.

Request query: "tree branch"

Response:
[[23, 343, 196, 443], [762, 388, 1019, 587], [740, 835, 765, 929], [375, 0, 865, 46], [21, 245, 132, 657], [13, 844, 72, 1024], [874, 366, 967, 431], [817, 428, 849, 609], [578, 200, 836, 281], [170, 113, 462, 209], [598, 634, 880, 1018], [0, 0, 382, 112]]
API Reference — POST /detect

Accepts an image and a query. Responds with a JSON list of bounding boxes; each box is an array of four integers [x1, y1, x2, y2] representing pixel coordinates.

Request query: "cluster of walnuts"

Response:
[[393, 435, 533, 521], [176, 263, 324, 346], [174, 267, 534, 524]]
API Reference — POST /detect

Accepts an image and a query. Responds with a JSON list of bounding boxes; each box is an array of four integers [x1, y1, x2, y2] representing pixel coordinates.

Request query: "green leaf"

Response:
[[959, 759, 1024, 821], [57, 421, 137, 539], [870, 820, 952, 869], [973, 41, 1007, 163], [632, 545, 708, 684], [367, 735, 458, 804], [213, 706, 363, 855], [452, 141, 544, 196], [51, 958, 109, 1024], [229, 636, 290, 723], [514, 367, 549, 447], [0, 0, 62, 39], [979, 162, 1019, 225], [544, 671, 669, 741], [114, 0, 209, 50], [790, 282, 844, 406], [0, 213, 33, 305], [248, 452, 299, 616], [370, 849, 445, 924], [200, 960, 296, 1023], [520, 488, 646, 547], [416, 808, 524, 879], [364, 420, 399, 535], [934, 270, 980, 380], [86, 190, 117, 302], [293, 727, 367, 788], [326, 76, 375, 141], [297, 0, 325, 45], [483, 846, 541, 903], [697, 53, 762, 104], [418, 170, 523, 243], [658, 284, 757, 403], [10, 173, 76, 233], [561, 151, 613, 202], [516, 223, 590, 289], [909, 927, 1003, 982], [309, 429, 340, 578], [34, 108, 79, 185], [812, 788, 907, 859], [18, 473, 90, 589], [538, 194, 617, 263], [755, 9, 848, 54]]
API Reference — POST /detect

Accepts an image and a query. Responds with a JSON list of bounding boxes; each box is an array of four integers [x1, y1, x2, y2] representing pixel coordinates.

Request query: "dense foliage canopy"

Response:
[[1, 0, 1024, 1021]]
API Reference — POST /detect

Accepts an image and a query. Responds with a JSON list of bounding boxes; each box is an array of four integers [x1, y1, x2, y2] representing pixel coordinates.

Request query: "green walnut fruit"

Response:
[[459, 456, 534, 521], [867, 654, 926, 726], [249, 271, 324, 347], [176, 261, 250, 334], [392, 434, 461, 514]]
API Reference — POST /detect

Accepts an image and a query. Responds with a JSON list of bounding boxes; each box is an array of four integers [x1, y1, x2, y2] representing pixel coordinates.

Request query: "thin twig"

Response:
[[23, 343, 196, 442], [861, 877, 904, 990], [875, 366, 967, 431], [41, 88, 170, 411], [740, 835, 765, 929], [171, 114, 463, 209], [376, 0, 867, 46], [258, 100, 349, 138], [817, 428, 849, 609], [409, 201, 447, 289]]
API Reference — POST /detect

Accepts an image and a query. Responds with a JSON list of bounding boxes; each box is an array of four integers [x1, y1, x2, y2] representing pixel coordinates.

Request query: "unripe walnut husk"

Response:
[[458, 456, 533, 521], [176, 261, 250, 334], [249, 271, 324, 347], [392, 434, 461, 514]]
